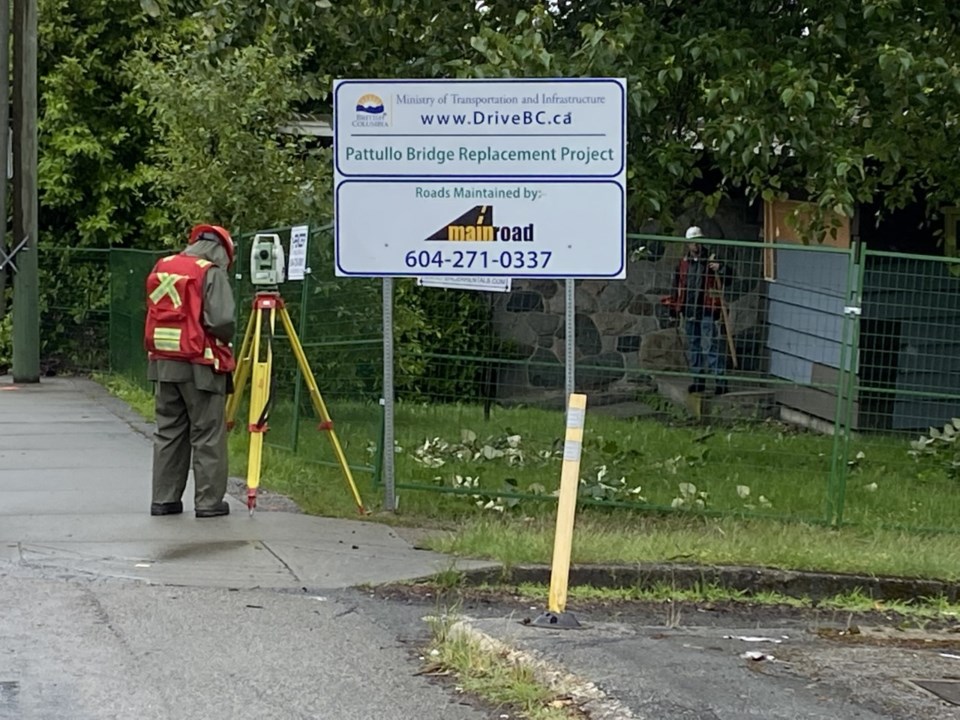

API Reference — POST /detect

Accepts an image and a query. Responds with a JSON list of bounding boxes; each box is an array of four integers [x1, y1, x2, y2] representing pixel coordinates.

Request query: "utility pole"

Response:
[[11, 0, 38, 382], [0, 0, 8, 322]]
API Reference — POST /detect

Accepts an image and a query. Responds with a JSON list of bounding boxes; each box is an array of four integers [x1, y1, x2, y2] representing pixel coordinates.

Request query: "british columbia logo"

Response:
[[353, 93, 389, 128], [356, 94, 384, 114], [426, 206, 534, 242]]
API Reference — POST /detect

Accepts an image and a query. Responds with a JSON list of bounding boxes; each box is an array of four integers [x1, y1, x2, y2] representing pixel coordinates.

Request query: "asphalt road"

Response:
[[6, 560, 960, 720], [0, 563, 486, 720]]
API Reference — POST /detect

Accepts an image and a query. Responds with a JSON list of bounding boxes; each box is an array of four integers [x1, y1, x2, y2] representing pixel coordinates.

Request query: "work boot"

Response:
[[150, 501, 183, 516], [195, 501, 230, 518]]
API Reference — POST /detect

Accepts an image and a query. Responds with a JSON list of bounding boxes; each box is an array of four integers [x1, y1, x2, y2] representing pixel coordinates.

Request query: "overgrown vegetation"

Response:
[[393, 282, 507, 403]]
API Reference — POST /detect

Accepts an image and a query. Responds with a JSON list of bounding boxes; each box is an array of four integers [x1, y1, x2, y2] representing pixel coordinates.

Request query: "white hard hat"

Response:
[[685, 226, 704, 240]]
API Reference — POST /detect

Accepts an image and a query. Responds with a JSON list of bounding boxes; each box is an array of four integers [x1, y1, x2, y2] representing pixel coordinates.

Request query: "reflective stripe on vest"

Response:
[[204, 346, 219, 370], [203, 346, 221, 371], [153, 327, 182, 352], [149, 273, 188, 307]]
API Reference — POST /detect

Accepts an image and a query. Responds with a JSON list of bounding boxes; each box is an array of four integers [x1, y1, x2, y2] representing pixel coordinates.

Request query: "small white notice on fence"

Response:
[[288, 225, 309, 280], [417, 276, 512, 293]]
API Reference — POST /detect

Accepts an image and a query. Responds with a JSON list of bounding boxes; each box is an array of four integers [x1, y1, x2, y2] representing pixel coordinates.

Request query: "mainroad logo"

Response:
[[425, 206, 534, 242]]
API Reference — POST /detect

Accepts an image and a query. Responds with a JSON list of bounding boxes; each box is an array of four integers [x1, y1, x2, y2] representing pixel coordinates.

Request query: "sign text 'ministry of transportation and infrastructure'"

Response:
[[333, 78, 626, 279]]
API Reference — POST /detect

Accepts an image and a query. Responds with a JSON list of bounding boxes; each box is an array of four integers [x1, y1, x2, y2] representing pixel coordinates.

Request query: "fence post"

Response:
[[828, 242, 862, 526], [0, 0, 8, 323], [565, 278, 575, 400], [381, 277, 396, 511], [106, 248, 114, 373], [11, 0, 40, 383], [290, 268, 310, 452], [835, 245, 864, 526]]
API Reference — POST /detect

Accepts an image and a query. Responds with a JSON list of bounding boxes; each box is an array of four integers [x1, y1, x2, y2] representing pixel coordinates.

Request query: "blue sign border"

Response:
[[334, 178, 625, 279], [333, 78, 626, 180]]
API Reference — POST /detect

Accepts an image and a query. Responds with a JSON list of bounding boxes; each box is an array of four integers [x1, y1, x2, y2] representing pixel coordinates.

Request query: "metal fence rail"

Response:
[[39, 226, 960, 531]]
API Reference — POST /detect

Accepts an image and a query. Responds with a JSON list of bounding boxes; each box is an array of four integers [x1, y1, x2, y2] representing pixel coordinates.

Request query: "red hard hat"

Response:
[[189, 224, 235, 265]]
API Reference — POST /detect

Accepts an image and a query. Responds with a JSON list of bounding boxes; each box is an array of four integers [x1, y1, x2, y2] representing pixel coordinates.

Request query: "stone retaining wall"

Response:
[[491, 200, 767, 402]]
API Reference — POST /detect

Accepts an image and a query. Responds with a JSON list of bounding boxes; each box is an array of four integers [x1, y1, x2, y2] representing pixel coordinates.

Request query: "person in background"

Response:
[[144, 224, 237, 518], [668, 226, 733, 395]]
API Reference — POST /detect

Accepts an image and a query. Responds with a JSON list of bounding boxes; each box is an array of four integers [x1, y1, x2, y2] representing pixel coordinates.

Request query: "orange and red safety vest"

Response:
[[144, 253, 235, 373]]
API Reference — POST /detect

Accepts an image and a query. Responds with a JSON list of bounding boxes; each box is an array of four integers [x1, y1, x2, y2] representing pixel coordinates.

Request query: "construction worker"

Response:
[[144, 224, 237, 518], [668, 226, 733, 395]]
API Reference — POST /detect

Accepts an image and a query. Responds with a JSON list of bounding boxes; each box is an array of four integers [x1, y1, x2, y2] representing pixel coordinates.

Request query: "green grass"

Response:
[[410, 571, 960, 622], [96, 373, 960, 581], [96, 372, 156, 419], [427, 613, 580, 720], [470, 581, 960, 621], [378, 400, 959, 532], [424, 513, 960, 580]]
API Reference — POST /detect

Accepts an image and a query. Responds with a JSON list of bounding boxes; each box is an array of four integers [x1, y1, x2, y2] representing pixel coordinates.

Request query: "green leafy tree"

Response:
[[189, 1, 960, 231], [469, 1, 960, 229], [131, 38, 326, 238], [38, 0, 180, 248], [32, 0, 185, 368]]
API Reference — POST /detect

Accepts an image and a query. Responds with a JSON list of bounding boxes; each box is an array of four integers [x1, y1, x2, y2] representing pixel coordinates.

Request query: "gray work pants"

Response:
[[152, 380, 227, 510]]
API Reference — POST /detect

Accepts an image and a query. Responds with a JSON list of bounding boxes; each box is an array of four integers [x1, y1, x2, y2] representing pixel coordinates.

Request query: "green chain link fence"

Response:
[[389, 233, 846, 523], [35, 246, 112, 374], [35, 227, 960, 530], [109, 247, 166, 383], [839, 248, 960, 532]]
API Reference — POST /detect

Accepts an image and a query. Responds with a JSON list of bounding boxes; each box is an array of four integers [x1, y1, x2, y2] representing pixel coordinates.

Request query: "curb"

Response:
[[455, 563, 960, 604], [448, 618, 642, 720]]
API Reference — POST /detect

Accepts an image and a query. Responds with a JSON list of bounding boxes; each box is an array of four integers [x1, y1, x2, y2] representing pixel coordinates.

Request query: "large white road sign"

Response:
[[333, 78, 626, 279]]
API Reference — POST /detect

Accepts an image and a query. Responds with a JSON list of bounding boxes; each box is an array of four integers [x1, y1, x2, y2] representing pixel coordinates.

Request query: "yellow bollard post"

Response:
[[531, 392, 587, 629]]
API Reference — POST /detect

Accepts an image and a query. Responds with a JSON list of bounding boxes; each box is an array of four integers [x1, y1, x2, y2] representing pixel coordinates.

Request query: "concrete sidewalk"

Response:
[[0, 375, 494, 589]]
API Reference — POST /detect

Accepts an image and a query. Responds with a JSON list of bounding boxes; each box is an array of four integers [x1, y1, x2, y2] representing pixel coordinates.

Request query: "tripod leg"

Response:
[[226, 310, 256, 429], [278, 306, 368, 514], [245, 305, 274, 514]]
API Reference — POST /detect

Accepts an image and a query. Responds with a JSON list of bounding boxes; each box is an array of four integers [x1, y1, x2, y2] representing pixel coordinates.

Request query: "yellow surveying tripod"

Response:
[[225, 290, 368, 516]]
